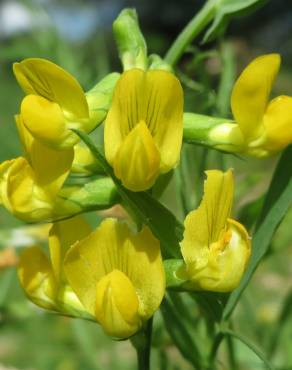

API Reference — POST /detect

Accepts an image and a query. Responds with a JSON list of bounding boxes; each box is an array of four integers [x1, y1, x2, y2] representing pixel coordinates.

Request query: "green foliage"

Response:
[[223, 146, 292, 320], [203, 0, 269, 43], [0, 1, 291, 370]]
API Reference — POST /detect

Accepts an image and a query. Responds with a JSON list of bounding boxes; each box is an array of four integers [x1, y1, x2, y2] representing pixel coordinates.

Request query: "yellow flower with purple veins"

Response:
[[180, 170, 251, 292], [104, 69, 183, 191], [64, 218, 165, 338]]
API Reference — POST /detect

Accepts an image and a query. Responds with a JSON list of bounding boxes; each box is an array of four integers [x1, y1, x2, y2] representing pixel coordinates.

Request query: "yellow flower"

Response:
[[104, 69, 183, 191], [231, 54, 292, 157], [18, 216, 91, 315], [0, 157, 56, 221], [0, 116, 74, 221], [180, 170, 251, 292], [64, 218, 165, 338], [14, 58, 117, 149]]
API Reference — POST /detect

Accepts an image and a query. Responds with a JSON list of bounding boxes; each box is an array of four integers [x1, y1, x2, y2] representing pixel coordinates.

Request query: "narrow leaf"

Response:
[[223, 146, 292, 319], [222, 329, 275, 370], [203, 0, 268, 43], [160, 296, 203, 368]]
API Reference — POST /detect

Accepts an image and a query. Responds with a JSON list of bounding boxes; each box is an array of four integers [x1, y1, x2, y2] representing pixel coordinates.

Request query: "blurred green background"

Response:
[[0, 0, 291, 369]]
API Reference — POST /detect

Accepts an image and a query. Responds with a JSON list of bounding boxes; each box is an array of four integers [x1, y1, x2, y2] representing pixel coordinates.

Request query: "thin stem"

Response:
[[216, 41, 236, 117], [132, 318, 153, 370], [209, 332, 224, 364], [226, 335, 237, 370], [165, 0, 217, 67]]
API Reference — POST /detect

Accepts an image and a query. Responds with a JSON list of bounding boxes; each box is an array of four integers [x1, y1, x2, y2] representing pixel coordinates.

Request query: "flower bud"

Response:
[[113, 9, 147, 70]]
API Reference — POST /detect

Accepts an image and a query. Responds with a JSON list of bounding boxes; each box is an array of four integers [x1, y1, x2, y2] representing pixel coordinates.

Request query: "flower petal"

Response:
[[18, 246, 56, 309], [142, 70, 183, 172], [263, 95, 292, 151], [95, 269, 141, 338], [13, 58, 89, 119], [231, 54, 280, 141], [181, 170, 234, 268], [64, 218, 165, 323], [49, 216, 91, 286], [0, 157, 54, 221], [20, 94, 79, 148], [189, 219, 251, 292], [113, 121, 161, 191], [16, 115, 74, 197], [104, 69, 183, 173], [104, 69, 145, 165]]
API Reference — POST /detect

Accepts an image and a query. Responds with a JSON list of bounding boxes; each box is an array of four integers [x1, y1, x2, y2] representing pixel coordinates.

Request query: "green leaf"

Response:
[[268, 288, 292, 357], [223, 146, 292, 320], [73, 130, 183, 259], [222, 329, 275, 370], [203, 0, 268, 43], [160, 296, 204, 368]]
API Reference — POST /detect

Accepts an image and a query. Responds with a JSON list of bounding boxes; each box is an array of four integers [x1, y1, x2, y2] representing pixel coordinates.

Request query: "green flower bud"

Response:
[[113, 8, 147, 70]]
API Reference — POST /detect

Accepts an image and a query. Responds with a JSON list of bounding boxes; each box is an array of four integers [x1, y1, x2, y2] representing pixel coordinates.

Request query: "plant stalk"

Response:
[[165, 0, 217, 66], [132, 318, 153, 370]]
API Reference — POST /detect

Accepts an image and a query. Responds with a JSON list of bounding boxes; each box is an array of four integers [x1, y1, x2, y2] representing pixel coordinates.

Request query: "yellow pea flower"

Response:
[[0, 157, 57, 222], [16, 115, 74, 197], [180, 170, 251, 292], [64, 218, 165, 338], [219, 54, 292, 157], [104, 69, 183, 191], [18, 216, 91, 315], [14, 58, 118, 149], [0, 116, 74, 221]]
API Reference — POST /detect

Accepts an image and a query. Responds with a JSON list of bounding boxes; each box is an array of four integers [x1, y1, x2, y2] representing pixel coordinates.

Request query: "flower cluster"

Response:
[[2, 8, 289, 342]]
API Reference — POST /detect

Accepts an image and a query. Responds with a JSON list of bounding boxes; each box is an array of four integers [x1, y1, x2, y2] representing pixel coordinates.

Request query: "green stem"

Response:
[[165, 0, 217, 66], [216, 41, 236, 117], [226, 335, 237, 370], [132, 318, 153, 370]]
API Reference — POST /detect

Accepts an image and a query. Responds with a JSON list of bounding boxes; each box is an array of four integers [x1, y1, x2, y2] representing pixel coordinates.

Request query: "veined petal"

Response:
[[95, 269, 141, 338], [113, 121, 160, 191], [15, 115, 74, 197], [181, 170, 234, 268], [20, 94, 79, 148], [104, 69, 145, 165], [13, 58, 89, 119], [231, 54, 280, 141], [142, 70, 183, 172], [49, 216, 91, 285], [18, 246, 56, 309], [263, 95, 292, 151], [104, 68, 183, 173], [64, 218, 165, 330]]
